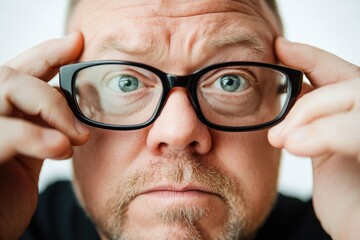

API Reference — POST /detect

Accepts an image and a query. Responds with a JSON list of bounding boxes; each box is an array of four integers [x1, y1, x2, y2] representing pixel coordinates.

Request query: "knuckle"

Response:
[[0, 117, 65, 159], [51, 88, 69, 112], [43, 58, 53, 70], [0, 118, 39, 150], [45, 88, 72, 126], [0, 65, 16, 85], [0, 66, 18, 115], [13, 118, 42, 141], [344, 78, 360, 110]]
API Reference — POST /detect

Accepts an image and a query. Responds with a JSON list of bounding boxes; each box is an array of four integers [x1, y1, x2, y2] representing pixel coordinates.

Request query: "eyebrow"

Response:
[[208, 31, 265, 55], [97, 31, 265, 57], [98, 35, 155, 56]]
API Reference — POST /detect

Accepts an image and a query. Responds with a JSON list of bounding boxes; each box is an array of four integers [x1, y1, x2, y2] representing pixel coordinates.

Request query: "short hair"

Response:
[[66, 0, 282, 32]]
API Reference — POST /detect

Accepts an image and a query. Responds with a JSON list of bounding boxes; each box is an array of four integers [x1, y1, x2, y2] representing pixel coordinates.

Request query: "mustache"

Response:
[[106, 152, 243, 228]]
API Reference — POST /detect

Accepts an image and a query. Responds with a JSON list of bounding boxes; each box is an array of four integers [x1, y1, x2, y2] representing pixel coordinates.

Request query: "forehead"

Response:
[[69, 0, 280, 72]]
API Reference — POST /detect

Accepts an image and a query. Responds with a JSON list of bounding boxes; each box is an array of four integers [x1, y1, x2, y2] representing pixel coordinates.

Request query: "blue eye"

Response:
[[107, 75, 142, 93], [118, 75, 139, 92], [217, 74, 249, 92]]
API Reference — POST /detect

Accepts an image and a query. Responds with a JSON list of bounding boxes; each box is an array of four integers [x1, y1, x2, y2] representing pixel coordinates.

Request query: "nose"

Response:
[[147, 88, 212, 155]]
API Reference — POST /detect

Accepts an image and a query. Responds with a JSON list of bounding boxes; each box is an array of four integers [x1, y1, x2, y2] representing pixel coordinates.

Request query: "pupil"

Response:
[[224, 79, 234, 85], [220, 75, 241, 92], [118, 75, 139, 92]]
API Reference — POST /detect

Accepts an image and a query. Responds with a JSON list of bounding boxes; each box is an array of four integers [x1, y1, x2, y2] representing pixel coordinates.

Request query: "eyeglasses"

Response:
[[59, 61, 302, 132]]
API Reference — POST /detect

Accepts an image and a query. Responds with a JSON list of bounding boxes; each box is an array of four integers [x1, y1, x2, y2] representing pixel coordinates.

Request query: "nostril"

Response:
[[154, 142, 168, 155], [189, 141, 198, 149], [189, 141, 206, 154]]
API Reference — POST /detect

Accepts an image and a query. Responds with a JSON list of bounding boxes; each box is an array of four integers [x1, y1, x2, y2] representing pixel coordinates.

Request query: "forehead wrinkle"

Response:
[[175, 14, 267, 62], [96, 13, 266, 58], [108, 0, 260, 19], [77, 1, 274, 66]]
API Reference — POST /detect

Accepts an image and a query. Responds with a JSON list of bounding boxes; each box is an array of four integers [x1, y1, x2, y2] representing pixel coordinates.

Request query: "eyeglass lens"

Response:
[[74, 64, 290, 127]]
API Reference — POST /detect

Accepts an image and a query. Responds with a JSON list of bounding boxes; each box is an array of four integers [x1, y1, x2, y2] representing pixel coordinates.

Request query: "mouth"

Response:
[[137, 185, 222, 199]]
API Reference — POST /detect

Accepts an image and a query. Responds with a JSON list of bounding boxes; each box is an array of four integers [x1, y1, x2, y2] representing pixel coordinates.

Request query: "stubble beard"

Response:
[[76, 152, 261, 240]]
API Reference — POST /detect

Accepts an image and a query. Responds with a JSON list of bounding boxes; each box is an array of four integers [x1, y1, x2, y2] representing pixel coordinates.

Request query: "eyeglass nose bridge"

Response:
[[164, 73, 200, 106], [166, 74, 195, 89], [158, 74, 202, 122]]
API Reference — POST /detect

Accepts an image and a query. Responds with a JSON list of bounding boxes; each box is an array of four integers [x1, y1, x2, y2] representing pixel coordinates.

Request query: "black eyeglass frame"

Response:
[[60, 60, 303, 132]]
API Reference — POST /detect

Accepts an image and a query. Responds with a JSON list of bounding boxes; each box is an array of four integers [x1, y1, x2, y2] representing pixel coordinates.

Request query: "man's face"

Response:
[[69, 0, 281, 239]]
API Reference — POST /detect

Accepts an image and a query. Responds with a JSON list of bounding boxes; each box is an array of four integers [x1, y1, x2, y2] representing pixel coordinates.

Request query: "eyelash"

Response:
[[199, 68, 257, 89]]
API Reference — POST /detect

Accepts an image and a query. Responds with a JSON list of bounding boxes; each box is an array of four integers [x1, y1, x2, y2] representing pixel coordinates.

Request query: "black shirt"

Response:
[[21, 181, 331, 240]]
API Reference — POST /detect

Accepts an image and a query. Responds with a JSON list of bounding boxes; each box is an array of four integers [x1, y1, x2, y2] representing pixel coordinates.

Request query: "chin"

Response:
[[94, 197, 249, 240], [71, 151, 279, 240], [73, 182, 276, 240], [123, 197, 228, 238]]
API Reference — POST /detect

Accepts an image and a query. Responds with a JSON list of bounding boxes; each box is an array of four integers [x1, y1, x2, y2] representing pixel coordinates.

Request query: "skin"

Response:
[[69, 1, 281, 239], [0, 1, 359, 239]]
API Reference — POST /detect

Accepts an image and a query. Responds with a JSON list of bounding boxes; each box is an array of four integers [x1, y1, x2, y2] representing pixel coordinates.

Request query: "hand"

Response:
[[269, 38, 360, 239], [0, 32, 89, 239]]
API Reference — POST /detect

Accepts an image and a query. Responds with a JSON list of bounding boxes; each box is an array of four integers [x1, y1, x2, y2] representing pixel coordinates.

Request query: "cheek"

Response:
[[211, 130, 280, 221], [72, 127, 148, 215]]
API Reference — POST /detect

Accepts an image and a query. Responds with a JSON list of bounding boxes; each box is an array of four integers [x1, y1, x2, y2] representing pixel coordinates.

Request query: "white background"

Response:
[[0, 1, 359, 200]]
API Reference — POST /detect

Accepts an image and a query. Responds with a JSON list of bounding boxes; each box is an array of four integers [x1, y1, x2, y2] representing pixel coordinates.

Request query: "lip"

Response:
[[137, 185, 221, 199]]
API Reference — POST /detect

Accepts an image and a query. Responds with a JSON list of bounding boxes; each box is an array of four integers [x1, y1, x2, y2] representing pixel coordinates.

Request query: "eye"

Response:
[[107, 75, 144, 93], [215, 74, 250, 92]]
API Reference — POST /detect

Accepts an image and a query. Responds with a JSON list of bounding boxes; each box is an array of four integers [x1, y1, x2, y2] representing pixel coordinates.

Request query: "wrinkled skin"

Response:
[[1, 1, 360, 240], [69, 0, 281, 239]]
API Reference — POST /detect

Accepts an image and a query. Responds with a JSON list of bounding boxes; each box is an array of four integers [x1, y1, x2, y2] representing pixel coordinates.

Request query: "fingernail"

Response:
[[73, 117, 89, 135]]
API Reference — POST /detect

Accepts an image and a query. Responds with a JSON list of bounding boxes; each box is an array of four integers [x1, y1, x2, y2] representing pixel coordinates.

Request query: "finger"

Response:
[[0, 67, 89, 145], [276, 37, 360, 88], [5, 32, 83, 81], [268, 78, 360, 148], [280, 112, 360, 158], [0, 117, 73, 163]]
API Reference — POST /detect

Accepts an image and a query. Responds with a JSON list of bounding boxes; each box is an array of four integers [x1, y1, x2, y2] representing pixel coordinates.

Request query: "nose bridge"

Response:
[[146, 74, 211, 155], [164, 74, 199, 121], [163, 74, 198, 128], [166, 73, 197, 108]]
